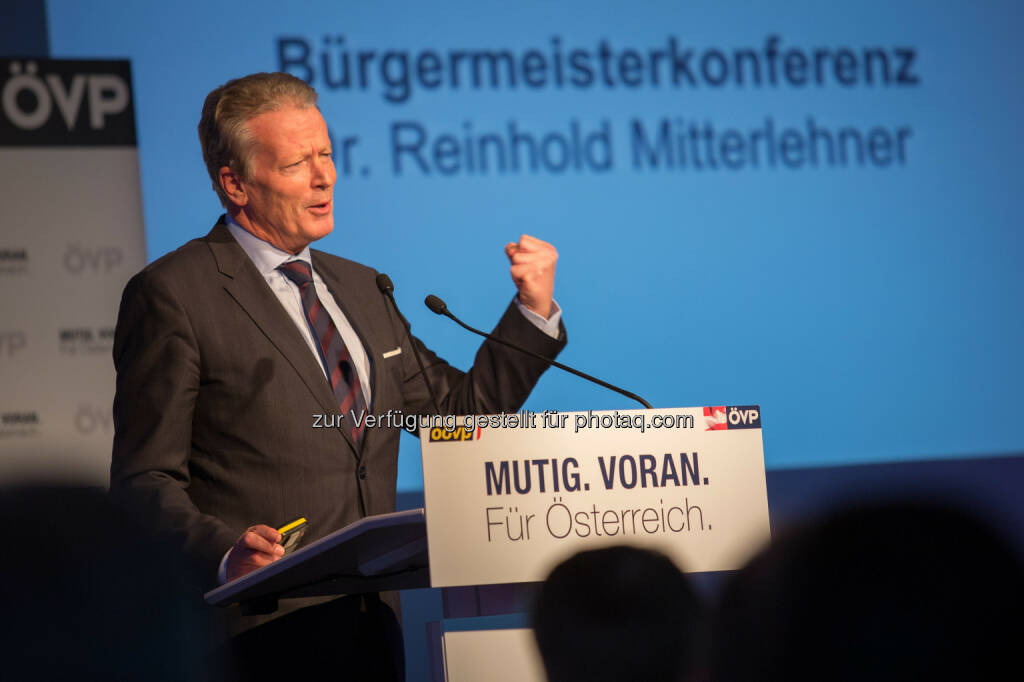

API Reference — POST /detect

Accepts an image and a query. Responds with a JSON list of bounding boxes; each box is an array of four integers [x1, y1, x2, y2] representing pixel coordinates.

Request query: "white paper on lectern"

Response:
[[421, 406, 770, 587]]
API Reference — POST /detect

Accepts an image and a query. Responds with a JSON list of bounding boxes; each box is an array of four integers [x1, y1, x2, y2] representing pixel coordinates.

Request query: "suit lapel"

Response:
[[204, 221, 360, 459]]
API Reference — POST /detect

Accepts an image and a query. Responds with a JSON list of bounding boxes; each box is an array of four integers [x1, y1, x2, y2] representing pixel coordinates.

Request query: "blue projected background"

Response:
[[47, 1, 1024, 490]]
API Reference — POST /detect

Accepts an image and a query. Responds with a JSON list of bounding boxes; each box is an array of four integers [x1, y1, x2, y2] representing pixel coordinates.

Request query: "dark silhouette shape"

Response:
[[533, 545, 705, 682], [0, 484, 212, 681], [711, 499, 1023, 681]]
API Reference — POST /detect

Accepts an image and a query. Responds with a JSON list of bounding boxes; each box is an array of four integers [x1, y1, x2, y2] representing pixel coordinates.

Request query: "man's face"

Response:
[[235, 105, 335, 253]]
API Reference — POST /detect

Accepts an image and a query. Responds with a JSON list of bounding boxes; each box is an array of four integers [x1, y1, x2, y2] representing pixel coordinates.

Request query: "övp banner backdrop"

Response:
[[0, 58, 146, 484]]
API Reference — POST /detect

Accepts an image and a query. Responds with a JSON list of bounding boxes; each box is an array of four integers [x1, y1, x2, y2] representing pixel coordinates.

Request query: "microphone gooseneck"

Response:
[[424, 294, 446, 315], [375, 273, 395, 296], [376, 274, 442, 416], [424, 295, 653, 409]]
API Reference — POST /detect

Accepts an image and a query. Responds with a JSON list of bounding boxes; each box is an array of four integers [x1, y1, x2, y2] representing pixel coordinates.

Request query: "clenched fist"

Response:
[[505, 234, 558, 318]]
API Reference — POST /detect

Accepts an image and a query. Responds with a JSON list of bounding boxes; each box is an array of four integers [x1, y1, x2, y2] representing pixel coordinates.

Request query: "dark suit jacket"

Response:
[[110, 219, 566, 632]]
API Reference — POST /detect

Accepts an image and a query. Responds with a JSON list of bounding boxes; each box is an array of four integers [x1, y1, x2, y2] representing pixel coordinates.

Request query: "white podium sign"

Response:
[[421, 406, 770, 587]]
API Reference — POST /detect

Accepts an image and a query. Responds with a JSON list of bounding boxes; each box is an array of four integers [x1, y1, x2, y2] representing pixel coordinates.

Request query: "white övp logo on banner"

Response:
[[3, 61, 127, 129], [74, 404, 113, 435], [63, 244, 123, 274], [0, 59, 136, 146], [0, 330, 27, 357]]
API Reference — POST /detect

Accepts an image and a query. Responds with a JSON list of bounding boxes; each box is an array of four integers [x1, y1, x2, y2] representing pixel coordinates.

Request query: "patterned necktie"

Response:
[[278, 260, 368, 447]]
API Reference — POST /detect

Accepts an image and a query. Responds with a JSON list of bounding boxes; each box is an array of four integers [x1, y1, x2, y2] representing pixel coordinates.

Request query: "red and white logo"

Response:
[[703, 405, 762, 431], [703, 406, 727, 431]]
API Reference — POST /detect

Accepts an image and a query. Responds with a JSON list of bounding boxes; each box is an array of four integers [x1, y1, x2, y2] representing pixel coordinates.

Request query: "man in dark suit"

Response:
[[110, 72, 565, 679]]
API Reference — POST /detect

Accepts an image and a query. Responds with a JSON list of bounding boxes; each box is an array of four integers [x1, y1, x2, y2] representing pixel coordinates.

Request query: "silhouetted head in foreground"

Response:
[[711, 499, 1023, 682], [533, 545, 705, 682], [0, 485, 212, 681]]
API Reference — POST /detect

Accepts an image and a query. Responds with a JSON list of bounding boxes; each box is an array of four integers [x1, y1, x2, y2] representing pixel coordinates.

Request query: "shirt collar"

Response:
[[224, 214, 314, 276]]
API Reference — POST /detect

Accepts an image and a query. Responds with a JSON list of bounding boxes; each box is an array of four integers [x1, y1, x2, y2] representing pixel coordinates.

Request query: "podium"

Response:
[[204, 508, 430, 614], [205, 406, 770, 680]]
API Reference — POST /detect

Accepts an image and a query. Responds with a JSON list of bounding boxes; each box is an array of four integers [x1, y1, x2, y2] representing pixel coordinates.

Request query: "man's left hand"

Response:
[[505, 234, 558, 318]]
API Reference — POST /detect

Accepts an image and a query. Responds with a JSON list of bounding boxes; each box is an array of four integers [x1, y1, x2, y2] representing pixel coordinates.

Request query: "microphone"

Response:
[[376, 274, 442, 415], [424, 294, 653, 409]]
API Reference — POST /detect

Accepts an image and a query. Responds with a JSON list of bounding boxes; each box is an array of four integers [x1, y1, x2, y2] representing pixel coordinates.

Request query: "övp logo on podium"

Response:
[[0, 59, 136, 146], [703, 405, 761, 431]]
